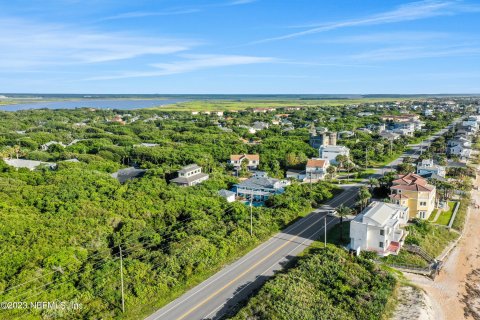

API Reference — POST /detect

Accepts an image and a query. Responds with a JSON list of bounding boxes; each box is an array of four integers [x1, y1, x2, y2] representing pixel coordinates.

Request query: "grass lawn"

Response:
[[452, 196, 470, 231], [436, 201, 457, 226], [428, 209, 438, 222], [382, 219, 459, 267], [151, 98, 414, 112], [325, 221, 351, 246], [370, 151, 404, 168], [382, 250, 429, 268]]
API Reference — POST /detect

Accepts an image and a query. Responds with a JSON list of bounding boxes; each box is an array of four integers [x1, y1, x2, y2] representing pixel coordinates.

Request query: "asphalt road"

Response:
[[147, 119, 462, 320], [145, 185, 360, 320], [373, 120, 461, 176]]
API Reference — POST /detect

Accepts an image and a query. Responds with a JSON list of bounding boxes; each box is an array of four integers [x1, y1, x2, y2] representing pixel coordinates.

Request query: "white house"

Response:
[[449, 145, 472, 160], [170, 164, 209, 187], [218, 189, 236, 202], [416, 159, 446, 178], [350, 201, 409, 256], [318, 145, 350, 164], [305, 158, 330, 180]]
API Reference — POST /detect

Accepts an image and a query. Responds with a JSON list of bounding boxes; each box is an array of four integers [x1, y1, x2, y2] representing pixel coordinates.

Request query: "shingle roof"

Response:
[[235, 176, 280, 189]]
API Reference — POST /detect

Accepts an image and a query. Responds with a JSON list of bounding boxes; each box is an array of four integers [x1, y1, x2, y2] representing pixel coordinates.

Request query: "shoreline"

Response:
[[394, 165, 480, 320]]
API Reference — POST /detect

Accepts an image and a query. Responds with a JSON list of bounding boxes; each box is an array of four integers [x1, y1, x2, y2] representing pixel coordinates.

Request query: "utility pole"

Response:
[[119, 245, 125, 313], [324, 216, 327, 248], [365, 146, 368, 170], [250, 190, 253, 237]]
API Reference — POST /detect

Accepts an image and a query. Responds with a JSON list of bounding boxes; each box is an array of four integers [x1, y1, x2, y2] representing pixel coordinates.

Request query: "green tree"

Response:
[[336, 205, 353, 243]]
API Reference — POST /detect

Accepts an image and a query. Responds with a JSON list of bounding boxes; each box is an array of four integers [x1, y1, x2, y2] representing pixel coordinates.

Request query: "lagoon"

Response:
[[0, 98, 188, 111]]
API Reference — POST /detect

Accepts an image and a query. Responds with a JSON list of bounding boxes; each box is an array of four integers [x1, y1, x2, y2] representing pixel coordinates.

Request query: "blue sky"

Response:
[[0, 0, 479, 94]]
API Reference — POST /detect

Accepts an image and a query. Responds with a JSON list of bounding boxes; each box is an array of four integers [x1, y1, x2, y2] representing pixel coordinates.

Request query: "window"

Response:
[[380, 230, 385, 236], [420, 201, 427, 206], [379, 242, 384, 248]]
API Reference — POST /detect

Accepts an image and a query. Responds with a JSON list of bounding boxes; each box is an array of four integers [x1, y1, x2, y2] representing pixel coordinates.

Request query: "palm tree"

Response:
[[336, 205, 353, 243], [326, 165, 337, 180], [357, 186, 372, 210], [367, 178, 379, 192]]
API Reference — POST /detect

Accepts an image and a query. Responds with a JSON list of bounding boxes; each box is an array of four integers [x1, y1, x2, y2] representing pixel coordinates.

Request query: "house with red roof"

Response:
[[389, 173, 436, 220]]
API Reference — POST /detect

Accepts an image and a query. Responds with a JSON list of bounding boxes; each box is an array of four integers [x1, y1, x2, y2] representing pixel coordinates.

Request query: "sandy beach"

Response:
[[399, 170, 480, 320]]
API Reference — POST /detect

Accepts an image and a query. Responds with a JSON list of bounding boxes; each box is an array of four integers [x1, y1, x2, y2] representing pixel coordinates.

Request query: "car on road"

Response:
[[327, 209, 337, 217]]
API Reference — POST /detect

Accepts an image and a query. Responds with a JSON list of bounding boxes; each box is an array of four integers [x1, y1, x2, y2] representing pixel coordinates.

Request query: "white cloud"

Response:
[[87, 54, 276, 80], [100, 8, 201, 21], [0, 18, 197, 69], [251, 0, 479, 44], [351, 45, 480, 61], [100, 0, 257, 21], [322, 31, 451, 44]]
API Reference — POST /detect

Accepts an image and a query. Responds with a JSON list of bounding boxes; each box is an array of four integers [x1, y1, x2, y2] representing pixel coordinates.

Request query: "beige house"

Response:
[[229, 154, 260, 170], [389, 173, 436, 220], [305, 158, 330, 180]]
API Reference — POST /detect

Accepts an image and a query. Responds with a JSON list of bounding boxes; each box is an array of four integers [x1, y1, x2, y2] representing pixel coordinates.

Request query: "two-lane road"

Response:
[[146, 185, 359, 320]]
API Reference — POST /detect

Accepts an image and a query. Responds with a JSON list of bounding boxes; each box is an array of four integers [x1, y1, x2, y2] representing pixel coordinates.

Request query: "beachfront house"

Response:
[[350, 201, 409, 256], [389, 173, 436, 220]]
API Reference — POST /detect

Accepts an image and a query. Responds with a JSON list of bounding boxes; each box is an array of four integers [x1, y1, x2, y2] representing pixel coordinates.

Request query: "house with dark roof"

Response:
[[389, 173, 436, 220], [111, 167, 146, 183], [170, 164, 209, 187], [233, 172, 290, 202]]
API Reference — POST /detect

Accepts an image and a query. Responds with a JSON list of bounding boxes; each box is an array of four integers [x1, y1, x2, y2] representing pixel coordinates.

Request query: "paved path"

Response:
[[145, 185, 359, 320]]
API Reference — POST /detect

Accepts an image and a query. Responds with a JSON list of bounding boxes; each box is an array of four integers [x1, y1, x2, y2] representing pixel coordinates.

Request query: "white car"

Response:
[[327, 210, 337, 217]]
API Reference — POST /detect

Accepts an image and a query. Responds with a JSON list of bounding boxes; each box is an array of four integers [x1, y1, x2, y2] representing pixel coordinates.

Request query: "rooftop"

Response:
[[355, 201, 408, 227], [306, 158, 328, 167], [178, 163, 201, 173]]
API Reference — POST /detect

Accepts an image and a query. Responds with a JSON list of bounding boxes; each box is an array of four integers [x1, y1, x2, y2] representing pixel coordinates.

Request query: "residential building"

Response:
[[3, 158, 56, 170], [379, 131, 400, 141], [111, 167, 146, 183], [305, 158, 330, 180], [350, 201, 409, 256], [170, 164, 209, 187], [251, 121, 269, 131], [319, 145, 350, 164], [218, 189, 236, 202], [309, 125, 337, 149], [389, 173, 436, 220], [229, 154, 260, 170], [233, 172, 290, 202], [416, 159, 446, 178]]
